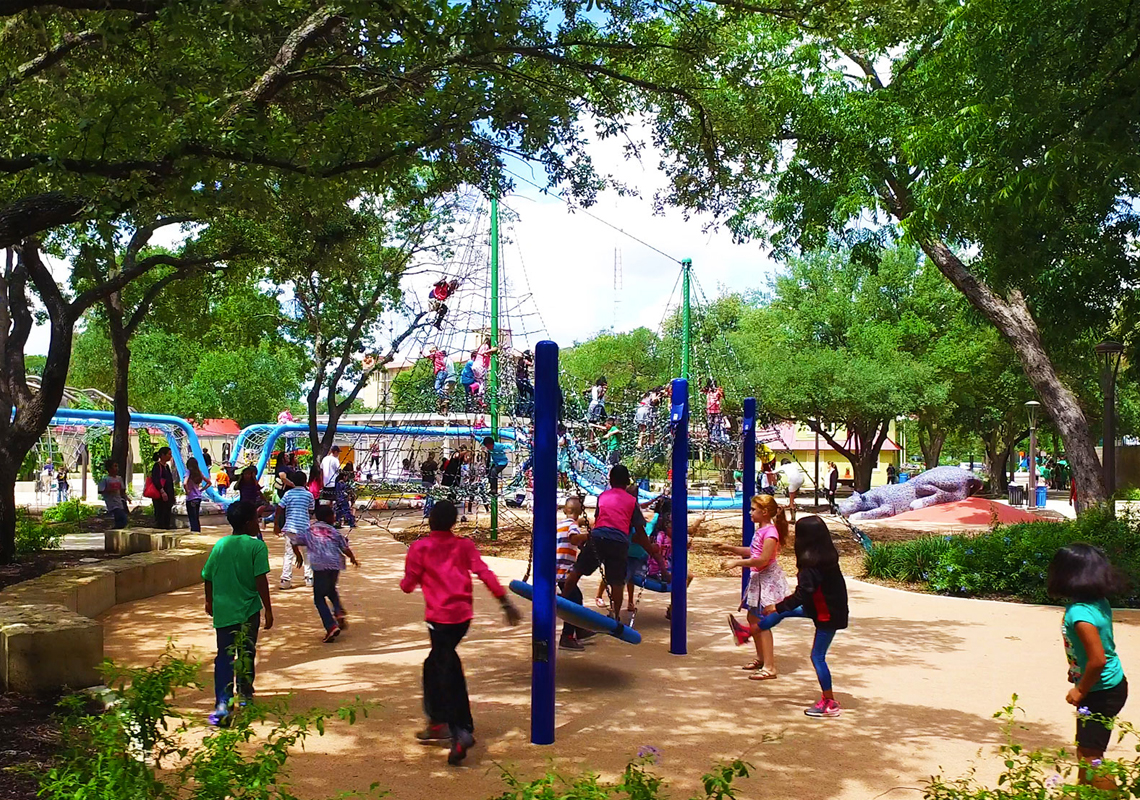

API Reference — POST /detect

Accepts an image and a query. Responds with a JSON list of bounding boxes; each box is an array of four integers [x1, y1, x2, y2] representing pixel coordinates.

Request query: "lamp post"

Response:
[[1026, 401, 1041, 508], [1095, 340, 1125, 499]]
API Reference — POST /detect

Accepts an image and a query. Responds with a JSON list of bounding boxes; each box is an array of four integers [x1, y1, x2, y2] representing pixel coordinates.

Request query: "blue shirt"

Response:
[[281, 487, 314, 534], [294, 522, 350, 571], [460, 360, 476, 385], [488, 443, 509, 467]]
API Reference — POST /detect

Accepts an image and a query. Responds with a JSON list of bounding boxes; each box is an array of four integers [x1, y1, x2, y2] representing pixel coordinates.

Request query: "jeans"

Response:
[[515, 380, 534, 416], [214, 612, 260, 709], [758, 607, 839, 692], [435, 369, 448, 398], [110, 507, 128, 529], [56, 486, 69, 503], [152, 499, 174, 529], [488, 462, 506, 495], [423, 620, 473, 735], [281, 532, 313, 585], [312, 569, 343, 631], [186, 498, 202, 532]]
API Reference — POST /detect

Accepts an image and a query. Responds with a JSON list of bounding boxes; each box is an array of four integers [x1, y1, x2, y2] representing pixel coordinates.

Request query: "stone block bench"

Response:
[[104, 527, 186, 555], [0, 534, 217, 693]]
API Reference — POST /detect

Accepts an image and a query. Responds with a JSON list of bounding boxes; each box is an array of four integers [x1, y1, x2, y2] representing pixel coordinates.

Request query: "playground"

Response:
[[95, 517, 1140, 799]]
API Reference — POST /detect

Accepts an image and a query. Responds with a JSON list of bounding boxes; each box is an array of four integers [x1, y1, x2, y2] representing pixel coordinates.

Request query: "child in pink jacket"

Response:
[[401, 499, 520, 765]]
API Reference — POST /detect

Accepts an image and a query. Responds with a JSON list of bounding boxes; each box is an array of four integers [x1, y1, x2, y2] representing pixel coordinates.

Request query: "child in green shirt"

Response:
[[1047, 543, 1128, 789], [202, 500, 274, 726]]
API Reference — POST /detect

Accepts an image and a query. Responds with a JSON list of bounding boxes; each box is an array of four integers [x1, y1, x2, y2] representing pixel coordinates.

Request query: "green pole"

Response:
[[681, 258, 692, 381], [490, 196, 500, 540]]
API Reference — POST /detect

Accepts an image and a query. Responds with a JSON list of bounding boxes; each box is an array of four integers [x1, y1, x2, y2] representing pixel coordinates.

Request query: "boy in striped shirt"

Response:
[[557, 497, 590, 651]]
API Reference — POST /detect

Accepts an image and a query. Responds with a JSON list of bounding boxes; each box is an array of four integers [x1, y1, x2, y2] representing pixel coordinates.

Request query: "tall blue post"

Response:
[[741, 398, 756, 596], [530, 340, 558, 744], [670, 377, 688, 655]]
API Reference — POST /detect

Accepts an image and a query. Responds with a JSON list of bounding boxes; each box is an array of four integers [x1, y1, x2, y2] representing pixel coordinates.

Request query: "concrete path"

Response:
[[99, 522, 1140, 799]]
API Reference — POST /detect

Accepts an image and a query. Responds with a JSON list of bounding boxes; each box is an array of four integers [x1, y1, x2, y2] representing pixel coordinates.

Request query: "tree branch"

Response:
[[71, 249, 238, 316], [124, 262, 226, 336], [223, 5, 345, 120], [122, 214, 194, 268], [0, 0, 162, 14]]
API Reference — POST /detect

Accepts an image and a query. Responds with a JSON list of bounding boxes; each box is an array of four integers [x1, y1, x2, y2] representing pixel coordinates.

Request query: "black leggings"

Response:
[[152, 498, 174, 529], [423, 621, 473, 735]]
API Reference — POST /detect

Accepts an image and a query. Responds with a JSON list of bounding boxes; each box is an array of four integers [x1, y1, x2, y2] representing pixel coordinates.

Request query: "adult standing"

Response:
[[421, 453, 439, 492], [97, 460, 129, 529], [320, 446, 342, 505], [775, 458, 805, 522], [886, 463, 897, 485], [826, 461, 839, 514], [151, 447, 175, 529]]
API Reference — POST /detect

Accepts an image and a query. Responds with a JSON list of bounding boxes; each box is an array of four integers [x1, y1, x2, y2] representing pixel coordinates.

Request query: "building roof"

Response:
[[192, 418, 241, 435]]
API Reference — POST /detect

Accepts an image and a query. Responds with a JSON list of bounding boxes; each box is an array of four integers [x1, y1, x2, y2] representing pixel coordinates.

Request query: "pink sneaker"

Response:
[[727, 614, 751, 646], [805, 698, 841, 718]]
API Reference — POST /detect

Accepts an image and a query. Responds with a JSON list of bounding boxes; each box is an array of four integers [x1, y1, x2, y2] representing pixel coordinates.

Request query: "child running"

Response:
[[1047, 544, 1128, 789], [718, 494, 790, 680], [292, 504, 359, 643], [730, 516, 848, 717], [201, 500, 273, 726], [401, 500, 521, 765], [277, 470, 315, 590], [557, 497, 591, 651]]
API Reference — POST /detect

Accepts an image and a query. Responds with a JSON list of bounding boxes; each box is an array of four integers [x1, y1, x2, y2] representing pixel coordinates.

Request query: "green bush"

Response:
[[493, 758, 751, 800], [863, 508, 1140, 606], [15, 508, 65, 554], [927, 697, 1139, 798], [42, 499, 100, 525], [35, 649, 374, 800]]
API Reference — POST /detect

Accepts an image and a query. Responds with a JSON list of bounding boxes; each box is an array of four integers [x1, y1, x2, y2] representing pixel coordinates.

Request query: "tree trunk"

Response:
[[806, 418, 890, 493], [983, 431, 1011, 495], [920, 240, 1107, 508], [0, 460, 18, 563], [108, 323, 132, 477], [917, 421, 946, 469]]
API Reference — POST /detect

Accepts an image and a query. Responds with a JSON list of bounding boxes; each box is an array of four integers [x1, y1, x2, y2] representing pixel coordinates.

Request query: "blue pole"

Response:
[[670, 377, 688, 656], [741, 398, 756, 597], [531, 340, 559, 744]]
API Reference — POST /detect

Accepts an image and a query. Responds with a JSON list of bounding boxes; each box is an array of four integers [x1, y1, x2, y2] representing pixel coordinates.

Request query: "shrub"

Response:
[[493, 758, 751, 800], [862, 508, 1140, 606], [42, 499, 100, 525], [35, 649, 374, 800], [927, 697, 1140, 798], [15, 508, 65, 554]]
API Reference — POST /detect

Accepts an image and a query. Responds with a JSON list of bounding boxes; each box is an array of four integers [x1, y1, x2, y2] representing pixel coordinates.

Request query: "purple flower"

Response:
[[1045, 774, 1062, 788], [1091, 759, 1103, 767], [637, 745, 661, 763], [1078, 706, 1091, 717]]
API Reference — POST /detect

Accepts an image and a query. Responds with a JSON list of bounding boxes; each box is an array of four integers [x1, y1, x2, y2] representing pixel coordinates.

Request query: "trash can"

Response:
[[898, 472, 909, 484], [1035, 485, 1048, 508], [1008, 484, 1026, 506]]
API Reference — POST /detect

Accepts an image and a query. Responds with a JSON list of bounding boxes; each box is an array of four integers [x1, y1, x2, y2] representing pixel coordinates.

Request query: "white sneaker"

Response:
[[279, 581, 293, 590], [304, 579, 313, 588]]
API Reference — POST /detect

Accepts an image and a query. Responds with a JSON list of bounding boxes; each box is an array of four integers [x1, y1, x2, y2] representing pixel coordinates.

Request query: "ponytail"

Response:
[[773, 506, 789, 545]]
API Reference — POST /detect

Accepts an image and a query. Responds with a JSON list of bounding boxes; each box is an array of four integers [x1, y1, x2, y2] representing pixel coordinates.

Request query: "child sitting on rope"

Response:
[[460, 352, 482, 411], [587, 377, 607, 422], [428, 278, 460, 330]]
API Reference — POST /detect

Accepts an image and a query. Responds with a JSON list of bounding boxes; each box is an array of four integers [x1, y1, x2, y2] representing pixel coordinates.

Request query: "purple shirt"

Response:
[[294, 522, 350, 571]]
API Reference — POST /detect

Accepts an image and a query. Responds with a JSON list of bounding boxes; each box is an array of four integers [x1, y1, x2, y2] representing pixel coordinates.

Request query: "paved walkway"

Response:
[[99, 522, 1140, 799]]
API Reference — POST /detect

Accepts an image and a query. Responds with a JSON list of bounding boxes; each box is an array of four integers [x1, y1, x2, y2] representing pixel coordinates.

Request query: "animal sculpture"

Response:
[[838, 466, 983, 521]]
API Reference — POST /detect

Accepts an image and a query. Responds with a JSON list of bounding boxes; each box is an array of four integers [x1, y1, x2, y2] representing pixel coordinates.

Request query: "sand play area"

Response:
[[99, 518, 1140, 799]]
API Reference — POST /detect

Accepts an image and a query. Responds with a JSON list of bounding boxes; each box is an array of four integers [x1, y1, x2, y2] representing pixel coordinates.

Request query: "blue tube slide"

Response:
[[49, 408, 230, 506]]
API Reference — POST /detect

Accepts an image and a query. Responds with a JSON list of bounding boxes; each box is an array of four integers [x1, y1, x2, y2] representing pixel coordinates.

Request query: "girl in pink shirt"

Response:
[[717, 494, 790, 680], [400, 499, 520, 765]]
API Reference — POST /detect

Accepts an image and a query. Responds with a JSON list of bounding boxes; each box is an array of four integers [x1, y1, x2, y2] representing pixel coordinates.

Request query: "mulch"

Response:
[[0, 550, 122, 593], [0, 692, 60, 800]]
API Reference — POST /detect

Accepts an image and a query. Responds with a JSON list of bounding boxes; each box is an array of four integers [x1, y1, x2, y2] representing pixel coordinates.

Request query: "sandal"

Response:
[[741, 659, 764, 671], [749, 668, 778, 681]]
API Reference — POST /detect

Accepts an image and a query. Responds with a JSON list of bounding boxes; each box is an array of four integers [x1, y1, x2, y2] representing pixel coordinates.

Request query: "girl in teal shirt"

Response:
[[1047, 544, 1128, 789]]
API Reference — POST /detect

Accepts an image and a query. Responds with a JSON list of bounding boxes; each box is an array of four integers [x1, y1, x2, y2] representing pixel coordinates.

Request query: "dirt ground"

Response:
[[91, 517, 1140, 800], [0, 692, 60, 800], [384, 505, 937, 579], [0, 549, 122, 592]]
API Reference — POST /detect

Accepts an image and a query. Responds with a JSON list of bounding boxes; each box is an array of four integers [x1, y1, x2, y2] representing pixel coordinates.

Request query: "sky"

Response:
[[26, 123, 782, 357]]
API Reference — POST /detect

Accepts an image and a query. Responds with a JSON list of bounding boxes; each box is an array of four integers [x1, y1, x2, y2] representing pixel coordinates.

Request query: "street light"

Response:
[[1026, 400, 1041, 508], [1095, 340, 1125, 499]]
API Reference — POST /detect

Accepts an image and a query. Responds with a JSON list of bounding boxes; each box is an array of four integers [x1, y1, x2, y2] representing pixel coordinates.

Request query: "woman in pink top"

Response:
[[717, 494, 790, 680], [400, 499, 520, 765]]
